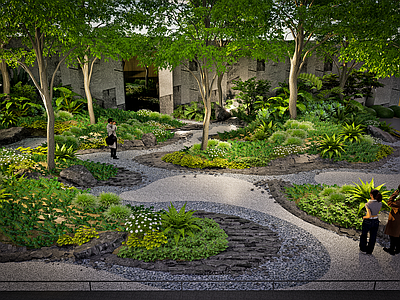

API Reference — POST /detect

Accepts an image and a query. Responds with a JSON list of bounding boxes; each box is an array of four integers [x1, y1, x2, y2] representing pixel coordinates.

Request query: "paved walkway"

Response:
[[1, 120, 399, 291]]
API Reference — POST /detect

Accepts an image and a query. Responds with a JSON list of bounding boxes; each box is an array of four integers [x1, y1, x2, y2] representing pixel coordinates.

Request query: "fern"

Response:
[[298, 73, 322, 90]]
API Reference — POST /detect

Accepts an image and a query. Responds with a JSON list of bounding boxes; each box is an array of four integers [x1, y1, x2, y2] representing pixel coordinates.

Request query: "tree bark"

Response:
[[217, 72, 223, 107], [81, 55, 96, 125], [338, 63, 348, 101], [288, 29, 304, 120], [0, 59, 11, 96], [145, 66, 149, 88]]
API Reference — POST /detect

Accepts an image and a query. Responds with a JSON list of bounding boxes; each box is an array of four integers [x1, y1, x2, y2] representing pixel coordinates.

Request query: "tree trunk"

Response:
[[288, 30, 304, 120], [338, 63, 348, 101], [81, 56, 96, 124], [0, 59, 10, 96], [145, 66, 149, 89], [200, 69, 212, 150], [217, 72, 223, 106]]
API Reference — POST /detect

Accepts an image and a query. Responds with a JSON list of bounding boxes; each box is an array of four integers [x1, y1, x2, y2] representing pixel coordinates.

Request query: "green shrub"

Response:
[[123, 133, 134, 140], [328, 192, 347, 204], [297, 121, 314, 131], [61, 130, 74, 137], [287, 128, 308, 139], [180, 154, 206, 168], [207, 139, 219, 148], [359, 135, 374, 146], [339, 185, 356, 194], [98, 192, 121, 207], [72, 193, 98, 208], [54, 135, 66, 145], [318, 134, 346, 159], [160, 114, 173, 122], [284, 119, 300, 129], [103, 204, 131, 221], [319, 187, 338, 197], [339, 123, 364, 143], [70, 126, 82, 135], [283, 136, 303, 146], [72, 226, 99, 246], [376, 144, 394, 160], [217, 141, 232, 149], [56, 110, 74, 121], [125, 230, 168, 250], [364, 107, 377, 116], [372, 106, 395, 118], [268, 131, 287, 144], [118, 217, 228, 261], [389, 105, 400, 118], [191, 144, 201, 151]]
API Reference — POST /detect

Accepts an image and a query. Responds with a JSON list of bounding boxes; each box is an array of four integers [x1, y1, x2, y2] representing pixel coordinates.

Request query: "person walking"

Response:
[[383, 185, 400, 255], [359, 189, 383, 254], [107, 118, 118, 159]]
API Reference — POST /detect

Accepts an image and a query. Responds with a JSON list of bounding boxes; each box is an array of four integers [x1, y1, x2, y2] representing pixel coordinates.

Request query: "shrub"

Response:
[[359, 135, 374, 146], [98, 192, 121, 207], [319, 187, 338, 197], [318, 134, 346, 159], [54, 135, 66, 145], [56, 110, 74, 121], [268, 131, 287, 144], [72, 226, 99, 246], [125, 230, 168, 250], [283, 136, 303, 146], [207, 139, 219, 148], [103, 204, 132, 221], [191, 144, 201, 151], [217, 141, 232, 149], [160, 114, 173, 122], [376, 144, 394, 160], [287, 128, 308, 139], [284, 119, 300, 129], [297, 121, 314, 131], [339, 123, 364, 143], [328, 192, 347, 204], [72, 193, 98, 208], [61, 130, 74, 137], [389, 105, 400, 118], [339, 185, 356, 194], [70, 126, 82, 135], [149, 111, 161, 119], [123, 133, 134, 140]]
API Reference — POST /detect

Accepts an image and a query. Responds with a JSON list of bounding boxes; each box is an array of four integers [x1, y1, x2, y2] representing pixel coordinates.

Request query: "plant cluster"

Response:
[[173, 101, 216, 121], [57, 226, 99, 246], [285, 180, 395, 230]]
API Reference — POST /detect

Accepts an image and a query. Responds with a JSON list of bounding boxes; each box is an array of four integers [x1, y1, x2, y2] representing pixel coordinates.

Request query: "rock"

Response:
[[214, 103, 232, 121], [0, 127, 30, 145], [73, 231, 127, 260], [367, 125, 397, 143], [59, 165, 97, 187], [141, 133, 157, 147], [120, 140, 145, 149]]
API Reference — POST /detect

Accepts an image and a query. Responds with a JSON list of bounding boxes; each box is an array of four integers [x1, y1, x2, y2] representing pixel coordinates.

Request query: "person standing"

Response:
[[383, 185, 400, 255], [359, 189, 383, 254], [107, 118, 118, 159]]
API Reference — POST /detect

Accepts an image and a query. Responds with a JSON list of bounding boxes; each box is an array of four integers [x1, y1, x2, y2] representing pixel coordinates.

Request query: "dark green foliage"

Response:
[[376, 144, 394, 160], [389, 105, 400, 118], [118, 217, 228, 262], [0, 177, 122, 248], [371, 106, 395, 118], [173, 101, 215, 121]]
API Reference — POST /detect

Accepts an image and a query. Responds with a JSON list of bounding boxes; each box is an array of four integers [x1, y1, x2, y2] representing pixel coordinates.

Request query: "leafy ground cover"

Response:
[[284, 180, 395, 230]]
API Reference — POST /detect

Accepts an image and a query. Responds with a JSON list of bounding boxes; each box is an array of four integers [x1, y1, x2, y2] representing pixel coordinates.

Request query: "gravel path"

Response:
[[2, 121, 400, 291]]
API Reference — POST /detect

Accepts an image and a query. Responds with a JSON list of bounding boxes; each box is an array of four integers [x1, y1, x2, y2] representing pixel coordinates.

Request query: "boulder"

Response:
[[367, 125, 397, 143], [214, 104, 232, 121], [73, 231, 127, 260], [142, 133, 157, 147], [120, 140, 145, 149], [59, 165, 97, 187], [0, 127, 30, 146]]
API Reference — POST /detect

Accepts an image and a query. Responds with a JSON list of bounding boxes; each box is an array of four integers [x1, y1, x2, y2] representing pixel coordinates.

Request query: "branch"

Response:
[[89, 56, 98, 82], [49, 46, 78, 99], [17, 61, 42, 95]]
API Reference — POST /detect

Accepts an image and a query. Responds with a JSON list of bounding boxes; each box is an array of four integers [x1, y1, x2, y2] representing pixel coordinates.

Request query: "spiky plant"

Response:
[[318, 134, 346, 159]]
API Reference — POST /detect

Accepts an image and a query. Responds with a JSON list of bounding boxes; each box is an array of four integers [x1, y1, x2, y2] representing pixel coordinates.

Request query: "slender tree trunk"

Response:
[[201, 69, 212, 150], [81, 55, 96, 124], [338, 63, 348, 101], [217, 72, 223, 107], [36, 49, 56, 170], [288, 29, 304, 120], [0, 59, 10, 96], [145, 66, 149, 89]]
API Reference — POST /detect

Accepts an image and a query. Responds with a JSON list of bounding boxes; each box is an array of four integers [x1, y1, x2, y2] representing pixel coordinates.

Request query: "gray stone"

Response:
[[59, 165, 98, 187], [73, 231, 127, 260], [141, 133, 157, 147], [0, 127, 30, 145], [367, 125, 397, 143], [214, 103, 232, 121]]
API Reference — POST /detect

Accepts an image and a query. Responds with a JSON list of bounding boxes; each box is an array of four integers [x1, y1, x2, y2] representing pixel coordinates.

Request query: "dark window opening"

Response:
[[257, 59, 265, 72]]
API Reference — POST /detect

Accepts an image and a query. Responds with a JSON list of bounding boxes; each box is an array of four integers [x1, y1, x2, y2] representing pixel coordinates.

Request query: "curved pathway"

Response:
[[1, 121, 400, 291]]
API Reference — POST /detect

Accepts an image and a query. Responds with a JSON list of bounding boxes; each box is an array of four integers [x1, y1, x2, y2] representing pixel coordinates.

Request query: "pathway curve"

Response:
[[1, 121, 400, 291]]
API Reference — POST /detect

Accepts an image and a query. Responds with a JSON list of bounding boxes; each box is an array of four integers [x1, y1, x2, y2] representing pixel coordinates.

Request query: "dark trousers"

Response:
[[359, 219, 379, 254], [110, 145, 117, 157], [389, 235, 400, 252]]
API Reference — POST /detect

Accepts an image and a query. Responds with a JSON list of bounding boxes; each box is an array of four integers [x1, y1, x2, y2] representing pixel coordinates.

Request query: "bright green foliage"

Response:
[[0, 147, 36, 175], [72, 193, 98, 208], [161, 202, 201, 245], [319, 187, 338, 197], [17, 144, 77, 162], [328, 193, 347, 205], [72, 226, 99, 246], [298, 73, 322, 90], [0, 95, 42, 128], [286, 129, 308, 139], [98, 192, 121, 207], [349, 178, 390, 214], [268, 131, 288, 144], [103, 204, 132, 221], [54, 87, 87, 114], [376, 144, 394, 160], [20, 120, 72, 135], [55, 110, 74, 121], [56, 234, 75, 246], [283, 136, 303, 146], [125, 230, 168, 250], [339, 185, 355, 194], [318, 134, 346, 159], [339, 123, 364, 143], [118, 218, 228, 262]]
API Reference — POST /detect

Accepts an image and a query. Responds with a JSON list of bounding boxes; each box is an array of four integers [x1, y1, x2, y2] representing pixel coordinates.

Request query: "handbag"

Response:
[[106, 135, 116, 145]]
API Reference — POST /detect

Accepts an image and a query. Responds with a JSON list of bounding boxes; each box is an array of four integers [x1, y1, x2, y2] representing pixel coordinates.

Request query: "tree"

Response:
[[132, 0, 273, 150], [66, 0, 132, 125], [1, 0, 83, 170], [339, 0, 400, 80]]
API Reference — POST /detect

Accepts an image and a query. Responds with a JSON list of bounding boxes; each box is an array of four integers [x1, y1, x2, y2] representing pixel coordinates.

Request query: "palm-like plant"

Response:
[[161, 202, 201, 245], [339, 123, 364, 143], [349, 178, 390, 214], [318, 134, 346, 159]]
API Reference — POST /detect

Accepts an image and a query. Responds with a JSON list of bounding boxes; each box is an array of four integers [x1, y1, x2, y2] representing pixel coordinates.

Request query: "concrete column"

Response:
[[159, 68, 174, 115]]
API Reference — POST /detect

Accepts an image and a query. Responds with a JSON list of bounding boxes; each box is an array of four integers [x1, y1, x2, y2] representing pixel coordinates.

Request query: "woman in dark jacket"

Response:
[[383, 185, 400, 255], [107, 118, 118, 159]]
